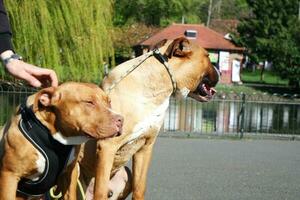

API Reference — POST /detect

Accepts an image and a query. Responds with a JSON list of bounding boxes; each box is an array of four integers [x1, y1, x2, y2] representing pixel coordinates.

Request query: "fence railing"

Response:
[[1, 83, 300, 137], [162, 92, 300, 136], [0, 83, 37, 126]]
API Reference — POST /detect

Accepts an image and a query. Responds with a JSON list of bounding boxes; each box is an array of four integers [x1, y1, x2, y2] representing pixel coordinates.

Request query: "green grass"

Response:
[[216, 83, 300, 96], [241, 69, 289, 85], [216, 84, 260, 94]]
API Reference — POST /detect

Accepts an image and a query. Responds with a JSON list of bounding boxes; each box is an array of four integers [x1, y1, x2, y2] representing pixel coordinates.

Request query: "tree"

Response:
[[2, 0, 114, 83], [237, 0, 300, 87], [207, 0, 249, 26], [113, 0, 208, 26], [112, 23, 160, 63]]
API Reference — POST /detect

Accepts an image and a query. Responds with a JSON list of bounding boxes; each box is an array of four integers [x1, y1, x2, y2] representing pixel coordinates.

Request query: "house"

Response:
[[134, 23, 245, 84]]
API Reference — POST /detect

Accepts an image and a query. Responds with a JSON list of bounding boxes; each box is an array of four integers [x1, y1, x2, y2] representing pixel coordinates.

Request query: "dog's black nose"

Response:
[[203, 65, 220, 87], [108, 190, 113, 198]]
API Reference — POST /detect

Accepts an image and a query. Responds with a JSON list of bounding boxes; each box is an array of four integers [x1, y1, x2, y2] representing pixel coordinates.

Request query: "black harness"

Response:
[[17, 102, 73, 196]]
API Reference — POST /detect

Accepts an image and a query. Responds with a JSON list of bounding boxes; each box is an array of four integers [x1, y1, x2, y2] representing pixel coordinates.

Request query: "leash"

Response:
[[77, 179, 86, 200], [48, 179, 85, 200], [48, 167, 85, 200], [106, 49, 177, 94], [49, 186, 62, 200]]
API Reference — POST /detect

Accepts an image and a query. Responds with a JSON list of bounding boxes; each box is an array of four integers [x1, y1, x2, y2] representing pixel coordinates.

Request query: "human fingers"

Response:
[[5, 60, 42, 87], [19, 71, 42, 87], [26, 66, 59, 87], [47, 69, 58, 87], [5, 60, 58, 87]]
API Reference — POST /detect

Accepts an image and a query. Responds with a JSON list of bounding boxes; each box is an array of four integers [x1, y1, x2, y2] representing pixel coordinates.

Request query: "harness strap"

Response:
[[17, 101, 73, 196]]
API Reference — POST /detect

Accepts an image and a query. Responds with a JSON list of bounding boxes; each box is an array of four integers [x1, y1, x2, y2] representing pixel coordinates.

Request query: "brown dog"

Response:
[[64, 37, 219, 200], [0, 82, 123, 199]]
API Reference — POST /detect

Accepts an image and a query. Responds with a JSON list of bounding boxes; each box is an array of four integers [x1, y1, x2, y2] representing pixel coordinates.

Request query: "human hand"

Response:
[[5, 59, 58, 88]]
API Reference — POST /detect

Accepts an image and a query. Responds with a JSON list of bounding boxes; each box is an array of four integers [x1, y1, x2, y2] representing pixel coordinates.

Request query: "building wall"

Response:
[[212, 50, 243, 84]]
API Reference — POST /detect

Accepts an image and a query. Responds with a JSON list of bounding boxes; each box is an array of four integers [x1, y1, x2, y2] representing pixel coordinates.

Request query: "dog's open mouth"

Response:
[[83, 123, 123, 140], [188, 83, 216, 102], [105, 127, 123, 139]]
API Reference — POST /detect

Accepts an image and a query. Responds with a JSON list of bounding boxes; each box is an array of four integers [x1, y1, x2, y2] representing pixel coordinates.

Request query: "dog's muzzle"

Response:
[[188, 66, 219, 102], [188, 82, 217, 102]]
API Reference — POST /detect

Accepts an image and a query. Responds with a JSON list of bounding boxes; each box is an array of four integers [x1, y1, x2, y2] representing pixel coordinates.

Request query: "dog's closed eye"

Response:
[[82, 100, 95, 106]]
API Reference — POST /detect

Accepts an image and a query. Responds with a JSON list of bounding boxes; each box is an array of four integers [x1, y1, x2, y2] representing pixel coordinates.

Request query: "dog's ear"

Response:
[[149, 39, 168, 50], [33, 87, 61, 111], [164, 37, 192, 58]]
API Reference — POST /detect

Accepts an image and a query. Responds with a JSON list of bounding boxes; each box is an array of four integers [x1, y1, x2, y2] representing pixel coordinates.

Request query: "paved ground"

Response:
[[132, 137, 300, 200]]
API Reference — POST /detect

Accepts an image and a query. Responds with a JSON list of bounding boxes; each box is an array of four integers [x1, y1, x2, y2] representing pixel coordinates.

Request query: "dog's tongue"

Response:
[[198, 83, 216, 97]]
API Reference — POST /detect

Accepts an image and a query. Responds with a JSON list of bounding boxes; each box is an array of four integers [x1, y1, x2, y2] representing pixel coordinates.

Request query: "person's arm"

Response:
[[0, 0, 13, 53], [0, 0, 58, 87]]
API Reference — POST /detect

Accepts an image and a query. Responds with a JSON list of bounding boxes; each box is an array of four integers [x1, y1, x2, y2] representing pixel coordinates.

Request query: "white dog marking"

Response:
[[53, 132, 90, 145], [127, 97, 170, 144], [176, 87, 190, 99], [26, 151, 46, 181]]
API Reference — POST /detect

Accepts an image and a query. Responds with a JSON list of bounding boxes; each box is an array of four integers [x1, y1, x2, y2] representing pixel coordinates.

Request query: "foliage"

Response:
[[237, 0, 300, 87], [114, 0, 249, 27], [112, 23, 160, 63], [1, 0, 114, 83], [210, 0, 249, 20], [113, 0, 209, 26]]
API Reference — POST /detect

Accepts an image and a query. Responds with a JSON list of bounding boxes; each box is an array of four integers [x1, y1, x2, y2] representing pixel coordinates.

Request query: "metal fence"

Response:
[[163, 92, 300, 137], [1, 83, 300, 137], [0, 83, 37, 126]]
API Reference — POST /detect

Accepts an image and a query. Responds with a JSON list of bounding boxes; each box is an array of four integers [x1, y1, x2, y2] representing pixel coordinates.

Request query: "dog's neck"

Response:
[[103, 53, 177, 141], [105, 54, 175, 105], [34, 108, 57, 134]]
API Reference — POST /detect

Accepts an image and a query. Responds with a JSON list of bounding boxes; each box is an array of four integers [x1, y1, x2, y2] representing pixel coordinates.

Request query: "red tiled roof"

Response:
[[139, 24, 245, 52]]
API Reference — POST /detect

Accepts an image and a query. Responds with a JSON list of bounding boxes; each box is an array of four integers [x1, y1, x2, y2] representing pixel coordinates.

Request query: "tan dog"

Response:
[[64, 37, 219, 200], [0, 82, 123, 199]]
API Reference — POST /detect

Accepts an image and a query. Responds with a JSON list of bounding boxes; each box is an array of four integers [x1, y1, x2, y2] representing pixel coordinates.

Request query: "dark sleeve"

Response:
[[0, 0, 14, 54]]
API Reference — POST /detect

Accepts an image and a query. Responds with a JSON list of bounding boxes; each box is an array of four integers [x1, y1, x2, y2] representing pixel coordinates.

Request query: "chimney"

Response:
[[184, 30, 197, 39]]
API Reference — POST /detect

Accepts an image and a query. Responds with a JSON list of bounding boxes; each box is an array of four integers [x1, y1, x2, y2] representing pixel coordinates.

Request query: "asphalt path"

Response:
[[133, 137, 300, 200]]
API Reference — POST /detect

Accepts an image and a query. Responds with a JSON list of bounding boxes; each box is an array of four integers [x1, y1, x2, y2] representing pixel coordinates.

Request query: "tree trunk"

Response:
[[260, 65, 265, 82]]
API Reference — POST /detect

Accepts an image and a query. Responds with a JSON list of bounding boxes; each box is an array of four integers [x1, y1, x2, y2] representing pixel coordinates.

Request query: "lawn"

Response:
[[216, 84, 260, 94], [216, 68, 299, 97], [241, 69, 289, 85]]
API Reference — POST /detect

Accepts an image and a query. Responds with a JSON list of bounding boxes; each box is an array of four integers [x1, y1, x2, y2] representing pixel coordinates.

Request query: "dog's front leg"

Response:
[[0, 170, 20, 199], [94, 141, 117, 200], [58, 162, 80, 200], [132, 137, 157, 200], [58, 146, 83, 200]]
